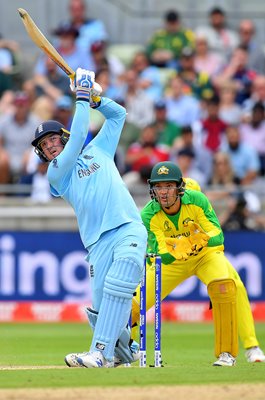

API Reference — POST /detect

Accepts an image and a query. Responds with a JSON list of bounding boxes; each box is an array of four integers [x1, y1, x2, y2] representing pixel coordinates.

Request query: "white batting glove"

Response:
[[70, 68, 95, 101]]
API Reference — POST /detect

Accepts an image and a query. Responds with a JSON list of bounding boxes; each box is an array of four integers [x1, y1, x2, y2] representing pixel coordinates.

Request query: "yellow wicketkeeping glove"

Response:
[[165, 236, 193, 261], [188, 221, 210, 253]]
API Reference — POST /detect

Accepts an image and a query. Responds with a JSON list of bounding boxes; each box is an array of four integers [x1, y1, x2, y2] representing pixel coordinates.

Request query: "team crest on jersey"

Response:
[[157, 166, 169, 175], [52, 159, 58, 168], [164, 221, 172, 232], [183, 217, 193, 227]]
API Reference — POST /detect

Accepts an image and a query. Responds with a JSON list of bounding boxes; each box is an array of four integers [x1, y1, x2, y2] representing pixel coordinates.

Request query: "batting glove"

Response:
[[70, 68, 95, 101]]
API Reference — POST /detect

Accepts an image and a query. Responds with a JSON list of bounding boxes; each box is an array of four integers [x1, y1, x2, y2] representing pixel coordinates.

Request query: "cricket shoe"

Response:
[[114, 340, 141, 367], [77, 351, 114, 368], [245, 346, 265, 363], [64, 352, 87, 367], [213, 352, 236, 367]]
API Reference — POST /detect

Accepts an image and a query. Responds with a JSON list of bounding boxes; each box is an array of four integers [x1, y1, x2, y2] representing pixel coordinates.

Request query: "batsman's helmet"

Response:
[[148, 161, 185, 200], [32, 120, 70, 162]]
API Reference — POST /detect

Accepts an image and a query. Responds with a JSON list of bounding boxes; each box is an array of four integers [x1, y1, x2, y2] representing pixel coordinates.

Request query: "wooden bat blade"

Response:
[[18, 8, 75, 78]]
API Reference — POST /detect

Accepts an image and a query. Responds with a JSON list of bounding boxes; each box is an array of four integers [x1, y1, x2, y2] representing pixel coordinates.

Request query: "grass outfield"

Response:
[[0, 322, 265, 388]]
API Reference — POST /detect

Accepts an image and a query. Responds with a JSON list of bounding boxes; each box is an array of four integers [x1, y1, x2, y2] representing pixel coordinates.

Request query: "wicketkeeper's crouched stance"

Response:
[[131, 164, 265, 366]]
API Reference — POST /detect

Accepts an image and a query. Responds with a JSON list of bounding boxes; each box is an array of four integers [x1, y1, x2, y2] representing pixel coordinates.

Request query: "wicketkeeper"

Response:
[[131, 161, 265, 366]]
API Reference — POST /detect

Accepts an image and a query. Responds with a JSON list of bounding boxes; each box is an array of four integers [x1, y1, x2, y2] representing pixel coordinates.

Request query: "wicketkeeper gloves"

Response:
[[165, 221, 210, 261]]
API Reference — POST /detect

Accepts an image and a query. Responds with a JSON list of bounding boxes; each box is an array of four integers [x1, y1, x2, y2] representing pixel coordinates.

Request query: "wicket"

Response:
[[139, 254, 162, 367]]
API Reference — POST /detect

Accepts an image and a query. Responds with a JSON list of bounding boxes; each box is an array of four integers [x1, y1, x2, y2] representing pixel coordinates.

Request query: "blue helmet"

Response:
[[32, 120, 70, 162]]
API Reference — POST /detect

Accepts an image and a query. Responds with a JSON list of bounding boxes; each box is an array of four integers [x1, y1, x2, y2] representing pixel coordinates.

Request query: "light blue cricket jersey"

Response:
[[48, 97, 143, 248]]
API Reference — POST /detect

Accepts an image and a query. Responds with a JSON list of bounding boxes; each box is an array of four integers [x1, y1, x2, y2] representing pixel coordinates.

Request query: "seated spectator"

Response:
[[221, 124, 260, 185], [31, 95, 55, 121], [124, 124, 169, 173], [90, 40, 125, 82], [195, 7, 239, 61], [173, 147, 207, 189], [0, 91, 41, 184], [242, 75, 265, 120], [213, 45, 257, 105], [171, 125, 213, 183], [193, 33, 225, 78], [131, 51, 163, 101], [238, 19, 261, 69], [177, 46, 215, 101], [240, 101, 265, 175], [220, 191, 262, 231], [120, 68, 155, 128], [164, 75, 201, 127], [153, 99, 181, 148], [146, 9, 195, 68], [53, 95, 74, 131], [65, 0, 107, 52], [218, 80, 243, 125], [209, 151, 238, 187], [201, 95, 227, 152], [29, 55, 72, 101], [34, 22, 94, 79]]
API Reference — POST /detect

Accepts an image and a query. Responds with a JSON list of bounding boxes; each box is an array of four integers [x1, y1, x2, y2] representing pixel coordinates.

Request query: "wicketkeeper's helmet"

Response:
[[32, 120, 70, 162], [148, 161, 185, 200]]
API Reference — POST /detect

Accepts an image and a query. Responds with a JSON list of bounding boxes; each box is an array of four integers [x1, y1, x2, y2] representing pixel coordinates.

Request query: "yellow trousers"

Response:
[[132, 249, 258, 349]]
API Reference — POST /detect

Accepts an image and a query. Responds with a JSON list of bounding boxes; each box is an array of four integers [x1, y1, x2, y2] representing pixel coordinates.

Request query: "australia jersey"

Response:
[[141, 189, 224, 265]]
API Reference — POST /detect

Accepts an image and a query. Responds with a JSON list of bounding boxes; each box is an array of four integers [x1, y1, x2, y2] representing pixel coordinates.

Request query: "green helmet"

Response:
[[148, 161, 185, 202], [149, 161, 183, 184]]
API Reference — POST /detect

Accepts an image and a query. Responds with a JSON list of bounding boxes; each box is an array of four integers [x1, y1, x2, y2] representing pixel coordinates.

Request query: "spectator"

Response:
[[201, 95, 227, 152], [209, 151, 238, 187], [194, 33, 225, 77], [220, 191, 262, 231], [146, 9, 195, 68], [170, 125, 213, 183], [66, 0, 107, 52], [238, 19, 260, 69], [53, 95, 74, 131], [164, 75, 201, 127], [240, 101, 265, 175], [0, 91, 41, 184], [30, 55, 72, 100], [34, 22, 93, 79], [124, 123, 169, 174], [131, 51, 163, 101], [95, 67, 124, 101], [221, 124, 260, 185], [121, 69, 155, 128], [90, 40, 125, 82], [153, 99, 181, 148], [242, 75, 265, 119], [213, 45, 257, 105], [218, 80, 243, 125], [177, 46, 215, 101], [195, 7, 239, 61], [173, 147, 207, 188]]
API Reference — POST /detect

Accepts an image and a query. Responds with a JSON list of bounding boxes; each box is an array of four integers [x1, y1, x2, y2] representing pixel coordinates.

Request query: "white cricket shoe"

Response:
[[77, 351, 114, 368], [213, 352, 236, 366], [64, 352, 87, 367], [245, 346, 265, 363]]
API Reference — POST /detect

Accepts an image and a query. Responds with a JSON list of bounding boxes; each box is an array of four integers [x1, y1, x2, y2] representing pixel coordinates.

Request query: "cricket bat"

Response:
[[18, 8, 75, 79]]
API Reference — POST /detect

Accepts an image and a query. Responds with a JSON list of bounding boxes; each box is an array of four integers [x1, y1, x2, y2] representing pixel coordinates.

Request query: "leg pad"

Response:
[[208, 279, 238, 357]]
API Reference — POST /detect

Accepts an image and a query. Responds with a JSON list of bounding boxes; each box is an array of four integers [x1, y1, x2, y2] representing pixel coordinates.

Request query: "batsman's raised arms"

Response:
[[18, 8, 75, 79]]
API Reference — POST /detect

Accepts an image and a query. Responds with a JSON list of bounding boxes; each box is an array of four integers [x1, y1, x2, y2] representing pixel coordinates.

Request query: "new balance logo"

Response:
[[130, 243, 138, 247], [96, 342, 105, 351]]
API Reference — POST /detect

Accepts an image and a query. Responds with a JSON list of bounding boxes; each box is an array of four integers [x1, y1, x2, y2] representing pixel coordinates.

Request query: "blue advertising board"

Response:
[[0, 231, 264, 302]]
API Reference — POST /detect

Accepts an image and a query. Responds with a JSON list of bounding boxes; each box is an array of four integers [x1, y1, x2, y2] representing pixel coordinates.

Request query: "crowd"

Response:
[[0, 1, 265, 228]]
